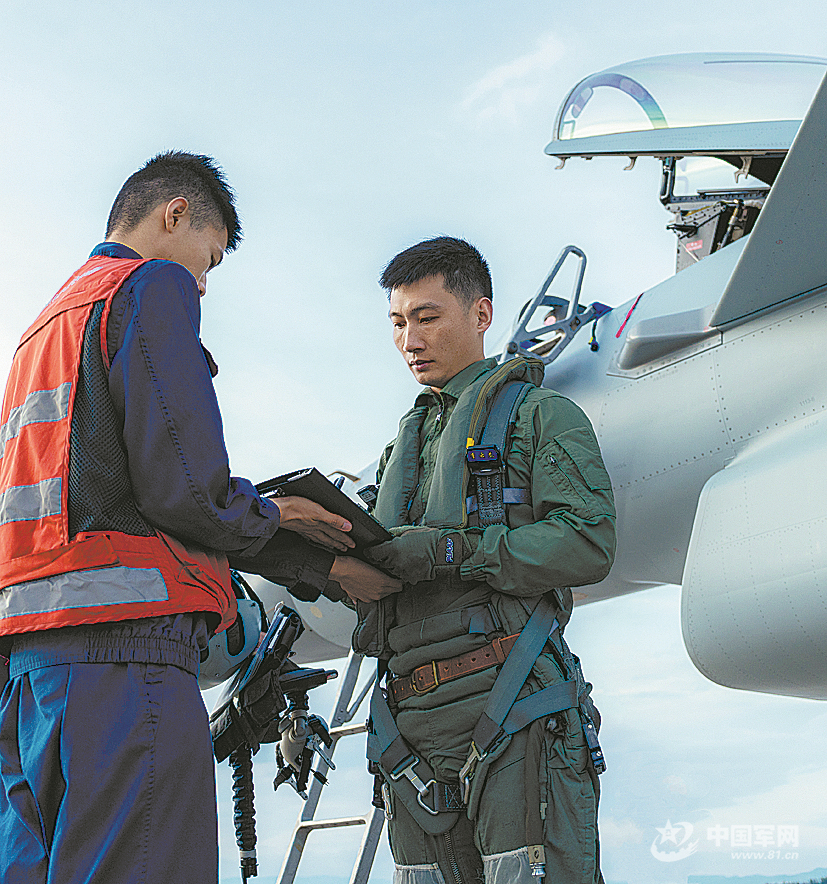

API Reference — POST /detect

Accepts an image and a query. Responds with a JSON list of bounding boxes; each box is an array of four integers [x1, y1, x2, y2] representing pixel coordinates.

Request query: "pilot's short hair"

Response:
[[380, 236, 493, 308], [106, 151, 242, 251]]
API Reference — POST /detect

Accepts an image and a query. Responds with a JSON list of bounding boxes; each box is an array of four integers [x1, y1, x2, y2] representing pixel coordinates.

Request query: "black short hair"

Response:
[[379, 236, 492, 308], [106, 151, 242, 251]]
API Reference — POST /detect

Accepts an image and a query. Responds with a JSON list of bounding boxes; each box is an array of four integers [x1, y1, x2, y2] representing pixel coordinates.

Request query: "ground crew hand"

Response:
[[274, 496, 356, 553], [329, 556, 402, 603]]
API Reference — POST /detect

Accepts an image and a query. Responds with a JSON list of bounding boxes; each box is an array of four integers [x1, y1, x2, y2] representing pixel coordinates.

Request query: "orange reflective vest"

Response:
[[0, 255, 235, 635]]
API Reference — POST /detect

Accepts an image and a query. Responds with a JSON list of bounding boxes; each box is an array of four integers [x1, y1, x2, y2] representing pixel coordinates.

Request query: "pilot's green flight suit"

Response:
[[358, 356, 616, 884]]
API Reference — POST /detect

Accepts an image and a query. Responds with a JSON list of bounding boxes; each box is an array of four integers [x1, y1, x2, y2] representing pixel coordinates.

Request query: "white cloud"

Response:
[[461, 32, 566, 126], [600, 815, 648, 848], [705, 766, 827, 832]]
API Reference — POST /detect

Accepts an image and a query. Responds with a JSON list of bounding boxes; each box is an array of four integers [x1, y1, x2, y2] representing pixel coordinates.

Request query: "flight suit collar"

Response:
[[414, 357, 499, 409]]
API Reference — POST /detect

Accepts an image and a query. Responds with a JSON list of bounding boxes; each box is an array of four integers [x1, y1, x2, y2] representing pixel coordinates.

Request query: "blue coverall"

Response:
[[0, 244, 335, 883]]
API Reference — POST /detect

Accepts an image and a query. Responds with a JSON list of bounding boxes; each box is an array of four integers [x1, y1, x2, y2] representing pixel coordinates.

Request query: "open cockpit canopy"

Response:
[[547, 53, 827, 183]]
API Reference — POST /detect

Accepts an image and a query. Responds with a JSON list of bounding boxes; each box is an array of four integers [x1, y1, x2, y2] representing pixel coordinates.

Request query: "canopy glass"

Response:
[[552, 53, 827, 143]]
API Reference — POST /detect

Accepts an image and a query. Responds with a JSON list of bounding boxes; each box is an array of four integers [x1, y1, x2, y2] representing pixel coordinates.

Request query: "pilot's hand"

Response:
[[328, 556, 402, 604], [364, 526, 473, 584], [274, 496, 356, 553]]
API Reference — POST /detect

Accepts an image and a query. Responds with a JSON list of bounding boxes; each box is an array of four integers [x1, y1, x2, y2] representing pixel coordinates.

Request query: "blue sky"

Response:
[[3, 3, 826, 883]]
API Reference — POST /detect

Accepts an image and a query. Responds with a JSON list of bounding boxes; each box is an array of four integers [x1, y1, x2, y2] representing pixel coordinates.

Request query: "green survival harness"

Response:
[[365, 374, 605, 836]]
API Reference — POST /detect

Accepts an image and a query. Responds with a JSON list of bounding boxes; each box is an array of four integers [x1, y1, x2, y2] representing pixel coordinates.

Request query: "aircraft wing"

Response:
[[710, 70, 827, 327]]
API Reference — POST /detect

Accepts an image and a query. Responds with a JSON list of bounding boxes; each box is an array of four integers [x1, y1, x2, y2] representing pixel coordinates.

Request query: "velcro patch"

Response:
[[436, 533, 462, 566]]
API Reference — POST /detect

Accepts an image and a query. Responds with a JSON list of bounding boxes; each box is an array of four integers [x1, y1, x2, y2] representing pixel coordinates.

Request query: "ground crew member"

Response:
[[358, 237, 616, 883], [0, 151, 399, 884]]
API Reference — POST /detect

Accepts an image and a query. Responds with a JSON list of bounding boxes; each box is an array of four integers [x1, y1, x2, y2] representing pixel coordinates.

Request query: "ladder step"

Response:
[[277, 652, 385, 884], [296, 814, 371, 833], [330, 722, 367, 739]]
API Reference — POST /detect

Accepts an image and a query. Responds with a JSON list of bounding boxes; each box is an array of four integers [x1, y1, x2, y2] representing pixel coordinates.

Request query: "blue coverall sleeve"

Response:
[[105, 261, 293, 559]]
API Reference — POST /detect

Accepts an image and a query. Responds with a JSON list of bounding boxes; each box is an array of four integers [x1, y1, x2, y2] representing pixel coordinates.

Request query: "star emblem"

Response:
[[656, 820, 682, 844]]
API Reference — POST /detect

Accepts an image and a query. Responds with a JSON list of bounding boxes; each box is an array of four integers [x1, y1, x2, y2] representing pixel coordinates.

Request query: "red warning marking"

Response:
[[685, 240, 703, 252], [616, 293, 644, 338]]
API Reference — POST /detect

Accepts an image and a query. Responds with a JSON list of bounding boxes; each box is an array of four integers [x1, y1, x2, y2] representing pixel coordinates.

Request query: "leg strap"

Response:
[[367, 680, 461, 835]]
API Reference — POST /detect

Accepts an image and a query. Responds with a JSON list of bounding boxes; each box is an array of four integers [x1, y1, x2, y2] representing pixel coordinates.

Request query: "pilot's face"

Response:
[[389, 274, 492, 392]]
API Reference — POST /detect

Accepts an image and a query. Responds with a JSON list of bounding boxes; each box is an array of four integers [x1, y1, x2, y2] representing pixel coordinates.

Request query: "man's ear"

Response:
[[162, 197, 190, 233], [476, 297, 493, 334]]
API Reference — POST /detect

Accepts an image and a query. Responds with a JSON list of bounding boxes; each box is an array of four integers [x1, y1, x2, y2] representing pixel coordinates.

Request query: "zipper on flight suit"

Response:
[[442, 829, 465, 884]]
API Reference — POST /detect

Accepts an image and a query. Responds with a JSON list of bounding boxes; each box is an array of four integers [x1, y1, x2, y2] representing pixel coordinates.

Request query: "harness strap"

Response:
[[367, 681, 461, 834], [469, 595, 561, 756], [467, 381, 532, 527], [501, 679, 578, 735], [466, 488, 530, 514]]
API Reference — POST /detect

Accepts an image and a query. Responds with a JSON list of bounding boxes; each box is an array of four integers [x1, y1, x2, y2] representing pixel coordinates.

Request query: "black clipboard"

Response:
[[256, 468, 391, 551]]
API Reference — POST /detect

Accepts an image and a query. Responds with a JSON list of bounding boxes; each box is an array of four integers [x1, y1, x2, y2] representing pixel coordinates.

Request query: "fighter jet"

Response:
[[254, 53, 827, 702]]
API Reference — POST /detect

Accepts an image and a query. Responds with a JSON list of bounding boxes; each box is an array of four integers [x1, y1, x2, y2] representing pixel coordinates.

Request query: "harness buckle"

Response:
[[389, 756, 439, 816], [466, 445, 501, 475], [381, 781, 394, 821], [459, 741, 487, 806]]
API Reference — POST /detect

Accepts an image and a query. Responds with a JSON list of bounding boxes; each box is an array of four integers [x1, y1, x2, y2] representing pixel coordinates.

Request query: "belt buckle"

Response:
[[411, 661, 440, 695]]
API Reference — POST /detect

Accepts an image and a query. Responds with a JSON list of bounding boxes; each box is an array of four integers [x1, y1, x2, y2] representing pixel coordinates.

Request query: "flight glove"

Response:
[[365, 526, 475, 584]]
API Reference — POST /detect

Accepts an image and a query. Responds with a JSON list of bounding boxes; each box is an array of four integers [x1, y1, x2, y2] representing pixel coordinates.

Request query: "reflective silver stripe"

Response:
[[0, 382, 72, 460], [0, 566, 169, 619], [0, 477, 62, 526]]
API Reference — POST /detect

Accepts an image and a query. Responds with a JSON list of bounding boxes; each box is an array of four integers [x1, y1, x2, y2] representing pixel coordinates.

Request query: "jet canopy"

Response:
[[547, 53, 827, 182]]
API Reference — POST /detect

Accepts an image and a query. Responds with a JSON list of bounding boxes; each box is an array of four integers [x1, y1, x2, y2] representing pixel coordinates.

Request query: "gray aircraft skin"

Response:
[[251, 53, 827, 702]]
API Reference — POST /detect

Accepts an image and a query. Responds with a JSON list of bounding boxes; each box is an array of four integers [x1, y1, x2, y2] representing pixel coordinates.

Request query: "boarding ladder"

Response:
[[277, 651, 385, 884], [500, 245, 611, 365]]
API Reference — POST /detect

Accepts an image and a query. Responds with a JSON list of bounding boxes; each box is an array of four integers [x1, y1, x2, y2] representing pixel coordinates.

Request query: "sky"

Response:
[[2, 2, 827, 883]]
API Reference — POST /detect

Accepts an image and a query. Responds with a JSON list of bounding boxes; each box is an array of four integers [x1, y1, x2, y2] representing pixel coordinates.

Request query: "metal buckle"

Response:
[[459, 741, 487, 805], [389, 756, 439, 816], [381, 781, 394, 821], [411, 661, 439, 695]]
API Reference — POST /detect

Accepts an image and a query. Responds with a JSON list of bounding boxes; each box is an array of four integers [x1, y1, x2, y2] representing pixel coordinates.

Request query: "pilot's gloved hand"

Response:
[[364, 526, 474, 584]]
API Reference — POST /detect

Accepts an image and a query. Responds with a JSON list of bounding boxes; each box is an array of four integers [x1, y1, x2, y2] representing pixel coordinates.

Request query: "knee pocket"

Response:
[[545, 707, 590, 771], [540, 718, 601, 883]]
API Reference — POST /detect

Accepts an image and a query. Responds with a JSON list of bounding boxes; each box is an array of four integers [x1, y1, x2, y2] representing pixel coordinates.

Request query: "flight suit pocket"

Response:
[[544, 707, 590, 771], [542, 426, 614, 520], [352, 597, 394, 658], [538, 712, 601, 883], [554, 427, 612, 492]]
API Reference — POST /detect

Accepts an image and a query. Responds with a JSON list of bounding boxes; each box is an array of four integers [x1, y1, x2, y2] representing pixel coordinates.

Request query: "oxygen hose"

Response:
[[229, 746, 257, 881]]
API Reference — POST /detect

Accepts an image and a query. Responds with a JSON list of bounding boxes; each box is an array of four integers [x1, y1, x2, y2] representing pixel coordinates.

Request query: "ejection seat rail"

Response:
[[276, 651, 384, 884]]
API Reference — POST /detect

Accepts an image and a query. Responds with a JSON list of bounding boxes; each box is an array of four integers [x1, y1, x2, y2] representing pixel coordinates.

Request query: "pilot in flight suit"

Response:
[[355, 237, 616, 884]]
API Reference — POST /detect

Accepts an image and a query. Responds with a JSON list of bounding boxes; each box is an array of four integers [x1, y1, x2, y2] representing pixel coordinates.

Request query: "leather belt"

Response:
[[388, 632, 521, 704]]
